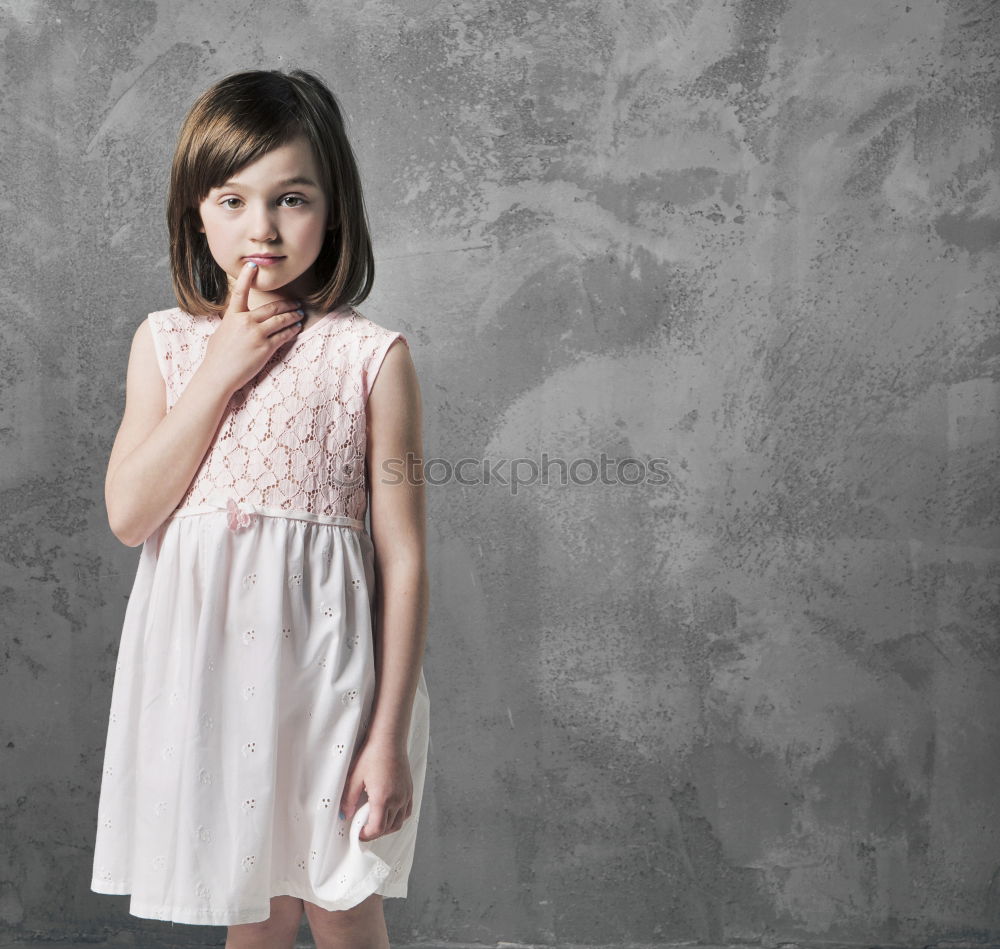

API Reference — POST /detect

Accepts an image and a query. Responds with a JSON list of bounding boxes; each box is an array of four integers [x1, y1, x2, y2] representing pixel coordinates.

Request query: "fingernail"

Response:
[[338, 810, 345, 820], [246, 261, 257, 269]]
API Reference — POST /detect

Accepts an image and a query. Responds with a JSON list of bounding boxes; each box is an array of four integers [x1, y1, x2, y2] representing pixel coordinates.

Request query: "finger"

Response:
[[362, 799, 387, 840], [265, 308, 305, 341], [255, 299, 303, 336], [340, 772, 364, 821], [228, 260, 257, 315]]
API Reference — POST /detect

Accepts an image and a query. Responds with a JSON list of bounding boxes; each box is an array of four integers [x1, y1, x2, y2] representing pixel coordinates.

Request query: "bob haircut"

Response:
[[167, 68, 374, 317]]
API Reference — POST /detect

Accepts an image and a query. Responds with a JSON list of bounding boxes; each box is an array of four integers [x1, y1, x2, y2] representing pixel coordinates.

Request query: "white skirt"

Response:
[[90, 501, 430, 925]]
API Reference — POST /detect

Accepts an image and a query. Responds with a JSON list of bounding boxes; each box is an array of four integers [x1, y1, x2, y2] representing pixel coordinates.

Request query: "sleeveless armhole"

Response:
[[362, 332, 408, 408], [145, 311, 170, 387]]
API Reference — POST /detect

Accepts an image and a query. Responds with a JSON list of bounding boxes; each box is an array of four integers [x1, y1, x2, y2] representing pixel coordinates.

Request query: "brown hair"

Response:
[[167, 69, 374, 316]]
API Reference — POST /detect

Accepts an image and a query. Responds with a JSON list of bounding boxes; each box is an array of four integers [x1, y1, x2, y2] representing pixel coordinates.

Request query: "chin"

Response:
[[239, 272, 297, 294]]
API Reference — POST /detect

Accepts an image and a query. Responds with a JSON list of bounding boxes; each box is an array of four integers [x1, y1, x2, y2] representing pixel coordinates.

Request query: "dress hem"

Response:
[[89, 862, 409, 926]]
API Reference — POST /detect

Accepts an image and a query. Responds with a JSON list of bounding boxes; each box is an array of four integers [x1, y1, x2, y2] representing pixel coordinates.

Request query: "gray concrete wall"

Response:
[[1, 0, 998, 946]]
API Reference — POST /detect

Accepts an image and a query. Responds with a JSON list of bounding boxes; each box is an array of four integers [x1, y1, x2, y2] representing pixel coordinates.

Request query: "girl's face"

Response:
[[197, 136, 331, 306]]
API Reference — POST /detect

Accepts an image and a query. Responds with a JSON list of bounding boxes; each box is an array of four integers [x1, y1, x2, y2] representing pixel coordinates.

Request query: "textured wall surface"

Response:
[[1, 0, 998, 946]]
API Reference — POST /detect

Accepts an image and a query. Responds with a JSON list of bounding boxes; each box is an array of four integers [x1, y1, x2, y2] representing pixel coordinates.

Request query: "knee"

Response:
[[228, 895, 304, 943], [265, 894, 305, 925], [304, 893, 385, 940]]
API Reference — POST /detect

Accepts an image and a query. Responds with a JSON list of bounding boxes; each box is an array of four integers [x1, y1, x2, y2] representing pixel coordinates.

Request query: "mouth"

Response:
[[243, 255, 286, 266]]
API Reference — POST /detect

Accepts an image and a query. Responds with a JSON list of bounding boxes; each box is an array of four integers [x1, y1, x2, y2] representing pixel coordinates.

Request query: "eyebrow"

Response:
[[216, 175, 320, 191]]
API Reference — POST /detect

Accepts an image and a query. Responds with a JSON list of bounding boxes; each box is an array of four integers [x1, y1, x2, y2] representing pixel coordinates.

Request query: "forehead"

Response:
[[211, 136, 322, 190]]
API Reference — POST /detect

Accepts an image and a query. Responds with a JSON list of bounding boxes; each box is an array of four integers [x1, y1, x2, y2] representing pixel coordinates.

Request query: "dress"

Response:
[[90, 304, 431, 925]]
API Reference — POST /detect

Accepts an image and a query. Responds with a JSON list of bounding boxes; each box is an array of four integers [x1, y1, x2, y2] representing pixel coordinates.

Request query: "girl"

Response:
[[90, 69, 430, 949]]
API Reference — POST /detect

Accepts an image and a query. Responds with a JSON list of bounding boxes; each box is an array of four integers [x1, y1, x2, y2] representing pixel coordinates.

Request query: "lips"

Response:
[[243, 255, 286, 266]]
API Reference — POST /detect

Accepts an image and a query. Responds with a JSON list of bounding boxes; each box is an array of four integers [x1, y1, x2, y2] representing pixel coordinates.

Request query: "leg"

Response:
[[225, 895, 304, 949], [304, 893, 389, 949]]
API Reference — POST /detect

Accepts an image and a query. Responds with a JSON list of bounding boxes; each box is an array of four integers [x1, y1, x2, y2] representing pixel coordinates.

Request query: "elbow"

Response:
[[120, 531, 147, 549], [109, 519, 145, 548], [107, 503, 148, 548], [106, 476, 156, 547]]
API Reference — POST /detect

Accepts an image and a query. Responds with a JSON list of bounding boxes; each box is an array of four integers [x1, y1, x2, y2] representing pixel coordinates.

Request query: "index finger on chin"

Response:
[[229, 260, 257, 314]]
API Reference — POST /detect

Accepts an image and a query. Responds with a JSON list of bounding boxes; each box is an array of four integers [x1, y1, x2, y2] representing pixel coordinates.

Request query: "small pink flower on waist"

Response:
[[226, 498, 258, 532]]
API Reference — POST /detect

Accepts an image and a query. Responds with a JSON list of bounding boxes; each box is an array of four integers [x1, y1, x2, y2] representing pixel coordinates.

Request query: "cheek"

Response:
[[195, 204, 215, 235], [296, 215, 329, 248], [197, 218, 238, 269], [197, 211, 220, 241], [203, 218, 239, 250]]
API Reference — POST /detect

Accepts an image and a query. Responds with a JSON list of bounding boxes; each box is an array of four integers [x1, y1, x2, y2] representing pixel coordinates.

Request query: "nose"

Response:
[[248, 201, 278, 242]]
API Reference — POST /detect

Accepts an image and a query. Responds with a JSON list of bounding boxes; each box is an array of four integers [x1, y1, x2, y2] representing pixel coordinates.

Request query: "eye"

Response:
[[279, 194, 307, 208], [220, 197, 242, 210]]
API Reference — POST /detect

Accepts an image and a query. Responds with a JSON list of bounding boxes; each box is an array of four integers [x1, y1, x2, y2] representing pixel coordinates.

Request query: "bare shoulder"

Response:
[[132, 315, 153, 351], [365, 334, 425, 546], [106, 318, 166, 483], [367, 336, 421, 432], [127, 318, 163, 390]]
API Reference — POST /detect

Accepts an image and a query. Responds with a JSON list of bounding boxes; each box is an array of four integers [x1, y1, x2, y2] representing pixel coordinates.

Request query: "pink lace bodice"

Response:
[[146, 305, 407, 524]]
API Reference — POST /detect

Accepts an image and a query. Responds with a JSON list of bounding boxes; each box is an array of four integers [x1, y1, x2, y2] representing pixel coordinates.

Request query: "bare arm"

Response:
[[364, 338, 429, 749], [105, 319, 233, 547], [334, 337, 429, 838], [106, 263, 305, 547]]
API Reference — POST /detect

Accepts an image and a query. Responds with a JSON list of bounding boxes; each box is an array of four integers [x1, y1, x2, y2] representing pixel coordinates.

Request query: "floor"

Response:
[[0, 934, 752, 949], [1, 937, 969, 949], [0, 939, 517, 949], [0, 941, 475, 949], [0, 939, 744, 949], [0, 941, 471, 949], [0, 940, 925, 949]]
